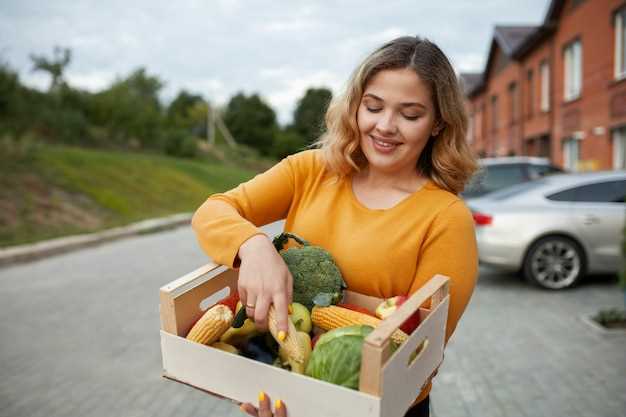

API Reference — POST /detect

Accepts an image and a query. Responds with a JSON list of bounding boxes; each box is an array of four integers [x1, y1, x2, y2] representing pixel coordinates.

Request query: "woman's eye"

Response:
[[366, 107, 382, 113], [404, 115, 420, 121]]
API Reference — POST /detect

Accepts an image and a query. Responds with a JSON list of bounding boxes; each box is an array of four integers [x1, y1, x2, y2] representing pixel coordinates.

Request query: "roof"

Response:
[[494, 26, 539, 55], [464, 0, 565, 97], [459, 73, 483, 95]]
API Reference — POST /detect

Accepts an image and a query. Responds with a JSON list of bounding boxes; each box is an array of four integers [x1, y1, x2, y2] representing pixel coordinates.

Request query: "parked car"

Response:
[[468, 171, 626, 289], [462, 156, 564, 199]]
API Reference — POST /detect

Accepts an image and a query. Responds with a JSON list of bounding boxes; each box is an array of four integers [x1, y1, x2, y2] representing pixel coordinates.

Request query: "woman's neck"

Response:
[[356, 166, 426, 193]]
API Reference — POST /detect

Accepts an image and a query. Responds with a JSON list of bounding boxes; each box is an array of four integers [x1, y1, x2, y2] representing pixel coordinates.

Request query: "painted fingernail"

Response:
[[288, 304, 293, 314], [278, 330, 286, 341], [258, 391, 265, 402], [239, 404, 246, 412], [275, 399, 283, 410]]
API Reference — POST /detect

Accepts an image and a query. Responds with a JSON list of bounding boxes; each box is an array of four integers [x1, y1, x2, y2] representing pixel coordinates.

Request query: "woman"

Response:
[[191, 36, 479, 417]]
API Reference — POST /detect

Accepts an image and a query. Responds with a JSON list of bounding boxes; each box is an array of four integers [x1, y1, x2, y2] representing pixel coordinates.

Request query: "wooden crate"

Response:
[[159, 263, 449, 417]]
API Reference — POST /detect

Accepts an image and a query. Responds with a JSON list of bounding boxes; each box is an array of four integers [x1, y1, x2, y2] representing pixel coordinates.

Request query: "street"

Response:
[[0, 224, 624, 417]]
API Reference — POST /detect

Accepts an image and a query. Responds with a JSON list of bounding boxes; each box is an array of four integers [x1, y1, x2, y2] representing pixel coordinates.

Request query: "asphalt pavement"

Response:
[[0, 224, 624, 417]]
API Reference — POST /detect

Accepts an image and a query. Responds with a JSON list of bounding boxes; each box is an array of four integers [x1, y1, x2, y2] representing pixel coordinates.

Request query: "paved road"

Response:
[[0, 224, 624, 417]]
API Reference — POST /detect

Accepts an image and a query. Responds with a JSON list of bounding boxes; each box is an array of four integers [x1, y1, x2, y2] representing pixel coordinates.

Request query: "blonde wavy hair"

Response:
[[314, 36, 478, 194]]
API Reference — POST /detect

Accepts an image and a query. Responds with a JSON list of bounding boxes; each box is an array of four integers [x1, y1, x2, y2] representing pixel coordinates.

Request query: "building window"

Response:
[[615, 8, 626, 79], [613, 126, 626, 169], [509, 82, 517, 124], [527, 69, 534, 118], [564, 39, 582, 101], [491, 95, 498, 131], [563, 138, 581, 171], [540, 61, 550, 112]]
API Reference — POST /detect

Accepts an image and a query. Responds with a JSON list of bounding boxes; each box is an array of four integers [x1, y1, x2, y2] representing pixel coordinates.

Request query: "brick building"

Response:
[[461, 0, 626, 171]]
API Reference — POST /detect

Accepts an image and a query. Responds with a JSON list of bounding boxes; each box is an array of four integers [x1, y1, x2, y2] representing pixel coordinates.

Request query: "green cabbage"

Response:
[[305, 325, 374, 390]]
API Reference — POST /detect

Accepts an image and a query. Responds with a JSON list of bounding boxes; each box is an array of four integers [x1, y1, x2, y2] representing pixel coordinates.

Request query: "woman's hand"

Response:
[[239, 391, 287, 417], [237, 234, 293, 334]]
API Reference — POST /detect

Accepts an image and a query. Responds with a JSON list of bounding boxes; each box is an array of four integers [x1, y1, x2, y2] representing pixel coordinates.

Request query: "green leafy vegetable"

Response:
[[305, 325, 374, 390]]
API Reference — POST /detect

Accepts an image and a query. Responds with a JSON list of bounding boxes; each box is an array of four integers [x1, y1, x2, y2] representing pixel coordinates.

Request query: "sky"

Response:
[[2, 0, 550, 125]]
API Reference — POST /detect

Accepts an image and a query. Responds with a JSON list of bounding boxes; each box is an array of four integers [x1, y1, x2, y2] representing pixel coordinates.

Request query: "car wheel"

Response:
[[523, 236, 585, 290]]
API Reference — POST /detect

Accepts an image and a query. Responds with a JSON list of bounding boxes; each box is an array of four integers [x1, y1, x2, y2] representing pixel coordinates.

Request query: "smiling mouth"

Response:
[[370, 135, 401, 149]]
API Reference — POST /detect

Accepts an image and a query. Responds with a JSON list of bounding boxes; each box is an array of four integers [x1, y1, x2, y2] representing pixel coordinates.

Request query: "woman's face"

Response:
[[356, 67, 438, 178]]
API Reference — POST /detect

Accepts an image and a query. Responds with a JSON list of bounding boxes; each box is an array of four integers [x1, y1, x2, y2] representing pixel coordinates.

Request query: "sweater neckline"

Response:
[[345, 175, 431, 212]]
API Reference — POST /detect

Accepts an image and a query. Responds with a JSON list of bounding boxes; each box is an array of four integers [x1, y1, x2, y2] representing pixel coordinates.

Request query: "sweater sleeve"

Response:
[[191, 154, 300, 268], [409, 199, 478, 344]]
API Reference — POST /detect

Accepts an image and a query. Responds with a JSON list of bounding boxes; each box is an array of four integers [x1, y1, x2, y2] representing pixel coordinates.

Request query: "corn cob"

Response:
[[267, 306, 306, 365], [311, 305, 409, 345], [186, 304, 233, 345]]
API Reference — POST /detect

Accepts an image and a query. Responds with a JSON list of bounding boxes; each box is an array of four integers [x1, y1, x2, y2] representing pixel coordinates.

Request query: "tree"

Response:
[[292, 87, 332, 144], [30, 46, 71, 91], [167, 90, 207, 135], [91, 68, 165, 148], [223, 93, 277, 155]]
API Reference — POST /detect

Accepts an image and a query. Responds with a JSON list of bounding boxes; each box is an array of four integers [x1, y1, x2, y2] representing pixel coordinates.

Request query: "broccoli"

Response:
[[273, 233, 346, 311]]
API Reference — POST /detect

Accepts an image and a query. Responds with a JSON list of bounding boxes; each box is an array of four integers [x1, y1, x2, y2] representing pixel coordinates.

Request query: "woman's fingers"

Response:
[[257, 391, 273, 417], [253, 296, 271, 331], [272, 293, 290, 336], [239, 393, 286, 417], [239, 402, 258, 417], [274, 398, 287, 417]]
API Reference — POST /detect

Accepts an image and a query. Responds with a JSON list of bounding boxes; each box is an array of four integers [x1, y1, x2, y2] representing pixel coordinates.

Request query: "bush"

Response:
[[163, 130, 198, 158], [272, 129, 308, 159]]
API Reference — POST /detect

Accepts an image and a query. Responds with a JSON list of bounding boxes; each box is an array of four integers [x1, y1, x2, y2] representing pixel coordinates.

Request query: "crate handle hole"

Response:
[[199, 286, 231, 311], [407, 339, 429, 368]]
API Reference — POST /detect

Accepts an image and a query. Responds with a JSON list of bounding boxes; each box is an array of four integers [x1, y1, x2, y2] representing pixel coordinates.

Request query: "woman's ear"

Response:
[[431, 122, 442, 137]]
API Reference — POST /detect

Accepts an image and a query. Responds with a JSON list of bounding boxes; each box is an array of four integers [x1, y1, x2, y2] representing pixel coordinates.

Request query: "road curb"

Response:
[[0, 212, 193, 268]]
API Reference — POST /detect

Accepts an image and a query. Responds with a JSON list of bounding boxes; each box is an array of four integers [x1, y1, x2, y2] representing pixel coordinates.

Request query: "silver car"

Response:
[[468, 171, 626, 289]]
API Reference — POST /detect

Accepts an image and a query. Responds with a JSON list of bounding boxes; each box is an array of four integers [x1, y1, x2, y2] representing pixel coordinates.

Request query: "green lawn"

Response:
[[0, 143, 263, 247]]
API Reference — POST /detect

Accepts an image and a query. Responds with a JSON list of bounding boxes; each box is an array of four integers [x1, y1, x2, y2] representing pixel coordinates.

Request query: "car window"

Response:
[[547, 180, 626, 203], [528, 164, 562, 180], [488, 178, 549, 200], [483, 164, 526, 193]]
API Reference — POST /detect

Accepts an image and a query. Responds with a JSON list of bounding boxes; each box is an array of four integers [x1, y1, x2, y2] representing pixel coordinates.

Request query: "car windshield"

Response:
[[484, 178, 550, 200]]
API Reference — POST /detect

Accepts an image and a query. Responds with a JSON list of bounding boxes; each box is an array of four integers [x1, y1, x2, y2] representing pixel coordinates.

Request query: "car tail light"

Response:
[[472, 212, 493, 226]]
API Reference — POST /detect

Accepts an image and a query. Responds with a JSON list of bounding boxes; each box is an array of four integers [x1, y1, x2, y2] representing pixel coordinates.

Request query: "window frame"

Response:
[[563, 38, 582, 102], [615, 7, 626, 80], [508, 81, 517, 125], [562, 137, 581, 171], [540, 60, 550, 112], [527, 69, 534, 119], [613, 126, 626, 169]]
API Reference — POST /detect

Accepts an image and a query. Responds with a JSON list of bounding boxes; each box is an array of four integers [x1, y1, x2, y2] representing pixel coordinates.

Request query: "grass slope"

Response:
[[0, 143, 264, 247]]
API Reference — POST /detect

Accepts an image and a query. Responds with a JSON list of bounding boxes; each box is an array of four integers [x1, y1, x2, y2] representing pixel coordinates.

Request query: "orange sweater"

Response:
[[191, 149, 478, 403]]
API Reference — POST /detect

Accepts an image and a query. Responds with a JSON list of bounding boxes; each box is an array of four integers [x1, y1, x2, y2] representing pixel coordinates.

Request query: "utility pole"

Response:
[[206, 102, 237, 149]]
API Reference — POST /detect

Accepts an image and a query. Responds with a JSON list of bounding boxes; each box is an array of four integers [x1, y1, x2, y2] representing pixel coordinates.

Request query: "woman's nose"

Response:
[[375, 111, 397, 135]]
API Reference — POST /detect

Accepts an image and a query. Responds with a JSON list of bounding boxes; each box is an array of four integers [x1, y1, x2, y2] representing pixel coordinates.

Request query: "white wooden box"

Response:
[[159, 263, 449, 417]]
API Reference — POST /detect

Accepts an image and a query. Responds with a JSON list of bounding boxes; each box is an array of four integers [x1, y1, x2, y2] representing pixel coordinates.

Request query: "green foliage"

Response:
[[163, 129, 198, 158], [223, 93, 278, 155], [167, 90, 207, 136], [272, 128, 308, 159], [29, 46, 71, 91], [0, 144, 257, 247], [90, 68, 165, 148], [593, 308, 626, 326], [292, 87, 332, 144]]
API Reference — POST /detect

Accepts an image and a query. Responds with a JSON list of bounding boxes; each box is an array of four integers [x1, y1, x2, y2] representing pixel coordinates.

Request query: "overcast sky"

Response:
[[2, 0, 549, 124]]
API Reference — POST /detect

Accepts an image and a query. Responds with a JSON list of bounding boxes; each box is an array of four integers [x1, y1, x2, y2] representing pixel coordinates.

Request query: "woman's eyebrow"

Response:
[[363, 93, 426, 109]]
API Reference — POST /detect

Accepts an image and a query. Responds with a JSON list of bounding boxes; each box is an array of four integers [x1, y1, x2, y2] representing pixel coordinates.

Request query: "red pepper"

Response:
[[375, 295, 421, 334], [216, 292, 240, 314]]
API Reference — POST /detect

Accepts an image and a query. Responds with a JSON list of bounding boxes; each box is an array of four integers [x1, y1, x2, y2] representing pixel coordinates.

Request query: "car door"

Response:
[[553, 179, 626, 271]]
